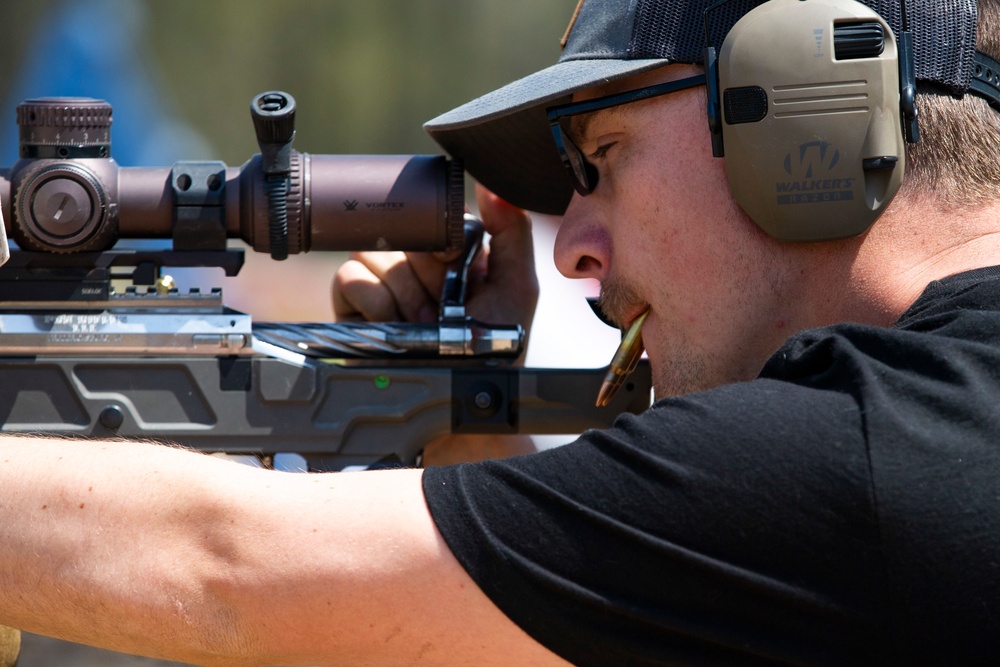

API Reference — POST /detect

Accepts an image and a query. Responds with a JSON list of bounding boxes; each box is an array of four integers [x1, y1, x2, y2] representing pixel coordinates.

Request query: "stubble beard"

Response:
[[595, 275, 644, 330]]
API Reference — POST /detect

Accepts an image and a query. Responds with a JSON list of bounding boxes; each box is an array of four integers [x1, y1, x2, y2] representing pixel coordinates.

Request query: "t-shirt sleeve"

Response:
[[422, 379, 890, 666]]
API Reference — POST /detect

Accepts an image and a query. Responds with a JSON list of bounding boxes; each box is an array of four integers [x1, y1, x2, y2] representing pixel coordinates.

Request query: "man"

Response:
[[3, 0, 1000, 665]]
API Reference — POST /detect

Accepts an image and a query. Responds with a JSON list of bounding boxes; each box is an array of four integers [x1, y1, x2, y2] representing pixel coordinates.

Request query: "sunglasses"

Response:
[[546, 73, 707, 196]]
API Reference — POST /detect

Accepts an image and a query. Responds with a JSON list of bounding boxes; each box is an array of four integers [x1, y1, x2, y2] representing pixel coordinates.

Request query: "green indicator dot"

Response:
[[374, 374, 391, 390]]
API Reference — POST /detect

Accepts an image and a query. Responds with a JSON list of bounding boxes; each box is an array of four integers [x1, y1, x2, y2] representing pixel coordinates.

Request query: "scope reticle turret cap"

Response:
[[424, 0, 982, 216]]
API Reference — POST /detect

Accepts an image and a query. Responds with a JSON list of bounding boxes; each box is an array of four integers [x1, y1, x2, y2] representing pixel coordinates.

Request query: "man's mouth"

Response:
[[596, 277, 647, 331]]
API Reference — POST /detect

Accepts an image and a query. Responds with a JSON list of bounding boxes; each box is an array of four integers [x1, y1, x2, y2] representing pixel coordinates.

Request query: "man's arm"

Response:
[[0, 437, 568, 666]]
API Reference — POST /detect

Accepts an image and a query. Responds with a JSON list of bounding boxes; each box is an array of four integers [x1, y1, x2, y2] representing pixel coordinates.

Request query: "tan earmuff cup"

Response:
[[717, 0, 906, 241]]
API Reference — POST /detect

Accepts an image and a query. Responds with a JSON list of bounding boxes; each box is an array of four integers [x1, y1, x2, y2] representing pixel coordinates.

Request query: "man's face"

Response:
[[553, 65, 801, 397]]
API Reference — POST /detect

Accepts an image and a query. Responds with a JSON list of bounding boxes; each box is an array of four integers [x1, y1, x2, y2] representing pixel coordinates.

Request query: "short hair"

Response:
[[903, 0, 1000, 205]]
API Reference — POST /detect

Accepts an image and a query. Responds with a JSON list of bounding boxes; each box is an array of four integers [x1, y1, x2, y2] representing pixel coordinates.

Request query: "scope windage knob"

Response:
[[17, 98, 112, 159]]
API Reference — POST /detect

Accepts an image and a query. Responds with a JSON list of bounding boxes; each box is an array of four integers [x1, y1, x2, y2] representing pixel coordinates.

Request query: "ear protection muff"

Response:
[[705, 0, 917, 241]]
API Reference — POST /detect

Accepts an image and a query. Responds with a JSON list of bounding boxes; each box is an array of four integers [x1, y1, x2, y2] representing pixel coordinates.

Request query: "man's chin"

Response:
[[651, 355, 716, 398]]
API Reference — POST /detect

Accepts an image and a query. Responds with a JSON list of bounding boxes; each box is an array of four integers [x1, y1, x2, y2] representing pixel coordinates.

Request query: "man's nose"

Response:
[[553, 195, 612, 282]]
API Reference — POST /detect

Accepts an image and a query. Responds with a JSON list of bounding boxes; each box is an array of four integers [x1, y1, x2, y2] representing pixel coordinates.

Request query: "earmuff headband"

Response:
[[971, 51, 1000, 110]]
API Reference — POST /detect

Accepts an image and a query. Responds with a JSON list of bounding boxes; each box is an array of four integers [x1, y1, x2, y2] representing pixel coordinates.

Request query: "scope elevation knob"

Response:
[[12, 98, 118, 252], [17, 97, 112, 159]]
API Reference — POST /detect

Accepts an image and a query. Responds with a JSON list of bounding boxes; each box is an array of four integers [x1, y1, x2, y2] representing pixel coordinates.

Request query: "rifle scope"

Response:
[[0, 92, 465, 257]]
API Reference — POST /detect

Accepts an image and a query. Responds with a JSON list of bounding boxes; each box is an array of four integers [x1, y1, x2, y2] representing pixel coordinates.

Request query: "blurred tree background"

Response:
[[1, 2, 576, 665], [0, 0, 569, 162]]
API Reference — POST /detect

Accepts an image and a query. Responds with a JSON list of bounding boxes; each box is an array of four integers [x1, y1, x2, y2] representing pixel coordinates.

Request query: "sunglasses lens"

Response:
[[553, 126, 597, 195], [549, 114, 600, 196], [564, 138, 596, 195]]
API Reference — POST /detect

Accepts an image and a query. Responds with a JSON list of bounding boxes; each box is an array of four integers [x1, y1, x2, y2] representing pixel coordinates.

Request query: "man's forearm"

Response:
[[0, 436, 567, 667], [0, 437, 258, 665]]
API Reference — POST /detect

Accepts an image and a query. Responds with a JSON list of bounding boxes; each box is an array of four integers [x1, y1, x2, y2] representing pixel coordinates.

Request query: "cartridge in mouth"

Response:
[[596, 308, 649, 407]]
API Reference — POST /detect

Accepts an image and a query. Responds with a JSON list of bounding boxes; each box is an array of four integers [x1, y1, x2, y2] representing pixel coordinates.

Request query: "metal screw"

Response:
[[474, 391, 494, 410], [98, 405, 124, 431]]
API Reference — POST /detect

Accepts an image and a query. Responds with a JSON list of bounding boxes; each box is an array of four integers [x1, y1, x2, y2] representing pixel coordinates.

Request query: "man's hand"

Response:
[[333, 185, 539, 337]]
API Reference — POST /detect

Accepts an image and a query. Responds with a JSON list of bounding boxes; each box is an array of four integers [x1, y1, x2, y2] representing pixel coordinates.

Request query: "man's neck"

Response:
[[842, 198, 1000, 326]]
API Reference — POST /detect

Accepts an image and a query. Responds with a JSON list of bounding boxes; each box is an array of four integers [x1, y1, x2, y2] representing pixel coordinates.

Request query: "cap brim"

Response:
[[425, 57, 670, 215]]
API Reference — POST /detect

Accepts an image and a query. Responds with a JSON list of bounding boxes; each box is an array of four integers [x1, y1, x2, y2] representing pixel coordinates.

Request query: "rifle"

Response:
[[0, 91, 652, 472]]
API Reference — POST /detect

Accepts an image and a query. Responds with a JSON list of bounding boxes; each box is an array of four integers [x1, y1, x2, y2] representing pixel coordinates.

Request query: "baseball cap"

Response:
[[424, 0, 991, 215]]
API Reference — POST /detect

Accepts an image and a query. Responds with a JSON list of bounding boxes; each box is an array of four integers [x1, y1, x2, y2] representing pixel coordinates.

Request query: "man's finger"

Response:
[[475, 185, 538, 316], [332, 259, 404, 322], [403, 250, 454, 305], [344, 251, 437, 322]]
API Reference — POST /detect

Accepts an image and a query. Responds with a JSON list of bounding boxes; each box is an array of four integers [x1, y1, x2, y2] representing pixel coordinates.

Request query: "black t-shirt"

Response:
[[423, 266, 1000, 666]]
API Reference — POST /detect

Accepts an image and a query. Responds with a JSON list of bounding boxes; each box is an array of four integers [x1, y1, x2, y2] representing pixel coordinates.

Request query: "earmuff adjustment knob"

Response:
[[833, 21, 885, 60]]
